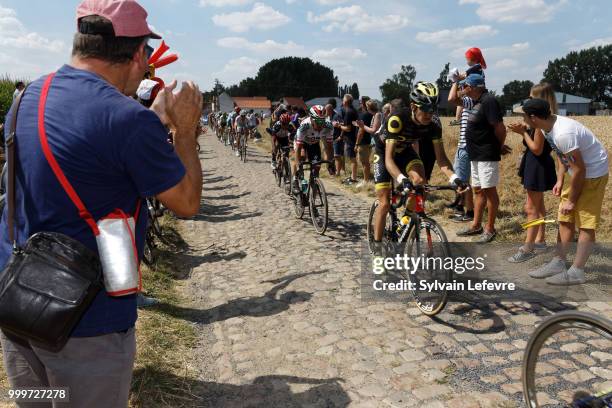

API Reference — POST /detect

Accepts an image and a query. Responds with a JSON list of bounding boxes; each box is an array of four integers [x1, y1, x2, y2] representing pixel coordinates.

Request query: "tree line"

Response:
[[206, 45, 611, 111]]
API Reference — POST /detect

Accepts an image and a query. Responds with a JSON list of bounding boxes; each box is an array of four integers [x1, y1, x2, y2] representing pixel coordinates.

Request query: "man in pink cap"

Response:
[[0, 1, 203, 406]]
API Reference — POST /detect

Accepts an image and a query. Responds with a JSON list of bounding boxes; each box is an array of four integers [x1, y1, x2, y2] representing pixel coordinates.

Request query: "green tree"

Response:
[[228, 57, 338, 101], [212, 78, 225, 96], [436, 63, 452, 90], [350, 83, 360, 100], [500, 80, 534, 110], [379, 65, 417, 104], [542, 45, 612, 106]]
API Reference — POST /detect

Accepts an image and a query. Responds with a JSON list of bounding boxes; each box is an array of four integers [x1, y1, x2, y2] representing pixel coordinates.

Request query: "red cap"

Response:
[[76, 0, 161, 39], [465, 47, 487, 69]]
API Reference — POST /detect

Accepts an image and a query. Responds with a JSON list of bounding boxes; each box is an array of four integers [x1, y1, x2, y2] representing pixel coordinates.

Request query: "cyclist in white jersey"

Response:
[[292, 105, 334, 193]]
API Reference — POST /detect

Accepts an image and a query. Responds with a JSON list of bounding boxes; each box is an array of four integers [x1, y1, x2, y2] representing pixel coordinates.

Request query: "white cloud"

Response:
[[458, 0, 566, 23], [200, 0, 253, 6], [569, 37, 612, 51], [494, 58, 518, 69], [316, 0, 349, 4], [312, 47, 367, 61], [212, 3, 290, 33], [213, 56, 260, 83], [0, 6, 64, 52], [416, 25, 497, 48], [307, 5, 409, 33], [217, 37, 304, 54]]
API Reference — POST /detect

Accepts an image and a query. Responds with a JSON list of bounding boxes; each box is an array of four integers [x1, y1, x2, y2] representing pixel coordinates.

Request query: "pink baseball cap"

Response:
[[76, 0, 161, 39]]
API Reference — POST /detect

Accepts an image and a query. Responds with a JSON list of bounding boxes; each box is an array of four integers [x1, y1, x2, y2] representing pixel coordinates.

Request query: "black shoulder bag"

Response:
[[0, 79, 103, 351]]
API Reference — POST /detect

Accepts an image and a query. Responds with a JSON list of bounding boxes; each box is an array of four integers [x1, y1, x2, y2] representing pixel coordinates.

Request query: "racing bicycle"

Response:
[[292, 160, 331, 235], [366, 182, 457, 316]]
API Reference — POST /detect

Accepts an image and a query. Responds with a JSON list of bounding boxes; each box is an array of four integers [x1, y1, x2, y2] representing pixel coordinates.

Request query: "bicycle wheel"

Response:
[[366, 200, 378, 254], [274, 154, 282, 187], [293, 176, 305, 219], [522, 311, 612, 408], [142, 232, 155, 267], [309, 179, 328, 234], [403, 217, 451, 316], [282, 157, 292, 196], [241, 135, 248, 162]]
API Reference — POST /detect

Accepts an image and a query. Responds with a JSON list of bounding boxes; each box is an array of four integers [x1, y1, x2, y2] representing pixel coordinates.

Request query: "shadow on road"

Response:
[[132, 368, 350, 408], [154, 271, 326, 325]]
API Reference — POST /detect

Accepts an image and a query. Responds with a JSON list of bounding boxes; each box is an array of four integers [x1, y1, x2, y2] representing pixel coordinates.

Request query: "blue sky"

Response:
[[1, 0, 610, 99]]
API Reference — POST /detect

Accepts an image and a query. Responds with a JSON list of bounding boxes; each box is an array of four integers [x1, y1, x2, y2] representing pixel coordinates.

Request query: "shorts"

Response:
[[275, 136, 289, 149], [295, 142, 322, 162], [357, 145, 371, 163], [373, 147, 422, 191], [558, 174, 608, 230], [333, 139, 344, 157], [453, 147, 471, 182], [344, 139, 356, 160], [471, 161, 499, 189]]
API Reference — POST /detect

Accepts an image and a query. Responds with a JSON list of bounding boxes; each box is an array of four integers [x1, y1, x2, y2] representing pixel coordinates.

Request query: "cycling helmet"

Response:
[[280, 113, 291, 125], [309, 105, 326, 125], [410, 81, 439, 112]]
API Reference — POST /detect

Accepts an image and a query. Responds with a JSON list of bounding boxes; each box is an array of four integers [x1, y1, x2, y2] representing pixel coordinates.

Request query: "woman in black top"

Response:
[[507, 83, 558, 263]]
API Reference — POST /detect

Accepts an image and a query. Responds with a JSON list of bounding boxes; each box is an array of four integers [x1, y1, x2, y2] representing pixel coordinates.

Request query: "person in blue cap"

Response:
[[456, 73, 510, 243]]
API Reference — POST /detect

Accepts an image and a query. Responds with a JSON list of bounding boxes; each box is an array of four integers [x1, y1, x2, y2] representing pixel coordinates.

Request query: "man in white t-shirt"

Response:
[[516, 98, 609, 285]]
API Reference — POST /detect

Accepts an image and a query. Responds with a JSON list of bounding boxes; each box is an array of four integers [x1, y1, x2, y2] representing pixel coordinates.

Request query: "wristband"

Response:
[[397, 174, 407, 184], [449, 174, 459, 184]]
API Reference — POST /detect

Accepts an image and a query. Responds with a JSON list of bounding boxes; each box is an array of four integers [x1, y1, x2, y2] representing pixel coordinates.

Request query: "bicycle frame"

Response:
[[297, 160, 332, 195]]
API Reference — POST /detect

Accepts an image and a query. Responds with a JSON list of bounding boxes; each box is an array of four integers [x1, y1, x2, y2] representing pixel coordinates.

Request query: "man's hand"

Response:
[[552, 181, 563, 197], [560, 200, 575, 215], [150, 80, 178, 126], [167, 81, 203, 139]]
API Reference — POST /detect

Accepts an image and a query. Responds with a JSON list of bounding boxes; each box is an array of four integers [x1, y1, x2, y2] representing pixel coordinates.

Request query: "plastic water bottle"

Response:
[[301, 178, 308, 194]]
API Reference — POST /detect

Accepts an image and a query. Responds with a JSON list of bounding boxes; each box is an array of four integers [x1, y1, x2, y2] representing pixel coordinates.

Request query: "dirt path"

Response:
[[171, 131, 611, 407]]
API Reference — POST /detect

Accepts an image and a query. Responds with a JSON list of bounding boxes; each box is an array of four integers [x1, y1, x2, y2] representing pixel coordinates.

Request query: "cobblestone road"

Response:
[[175, 132, 612, 408]]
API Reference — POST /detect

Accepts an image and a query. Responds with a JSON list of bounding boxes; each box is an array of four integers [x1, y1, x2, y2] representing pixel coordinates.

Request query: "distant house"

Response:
[[214, 92, 234, 113], [512, 92, 592, 116], [212, 93, 272, 116], [281, 97, 307, 110], [555, 92, 591, 115], [233, 96, 272, 116]]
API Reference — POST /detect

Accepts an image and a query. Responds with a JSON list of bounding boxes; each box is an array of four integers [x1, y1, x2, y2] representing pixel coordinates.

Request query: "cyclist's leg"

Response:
[[373, 152, 392, 243]]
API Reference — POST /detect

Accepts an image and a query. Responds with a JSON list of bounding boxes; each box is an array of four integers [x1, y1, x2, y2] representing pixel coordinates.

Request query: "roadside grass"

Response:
[[129, 216, 201, 408], [0, 216, 200, 408], [257, 116, 612, 242]]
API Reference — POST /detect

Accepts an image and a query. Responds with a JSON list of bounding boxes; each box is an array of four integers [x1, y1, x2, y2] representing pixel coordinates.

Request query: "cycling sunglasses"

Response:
[[417, 104, 438, 114]]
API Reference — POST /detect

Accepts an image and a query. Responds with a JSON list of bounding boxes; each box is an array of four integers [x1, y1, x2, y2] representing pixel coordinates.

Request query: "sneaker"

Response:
[[451, 212, 474, 223], [533, 243, 548, 253], [356, 180, 366, 188], [477, 230, 497, 243], [545, 266, 585, 285], [271, 161, 277, 170], [508, 247, 536, 263], [343, 178, 357, 185], [456, 226, 483, 237], [137, 294, 158, 308], [235, 150, 240, 157], [529, 257, 566, 279]]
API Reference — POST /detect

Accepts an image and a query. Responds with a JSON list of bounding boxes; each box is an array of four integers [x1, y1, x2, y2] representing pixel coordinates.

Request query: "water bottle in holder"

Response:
[[301, 178, 308, 194]]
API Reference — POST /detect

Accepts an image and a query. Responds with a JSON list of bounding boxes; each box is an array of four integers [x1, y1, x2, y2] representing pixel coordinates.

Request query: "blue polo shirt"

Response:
[[0, 65, 186, 337]]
